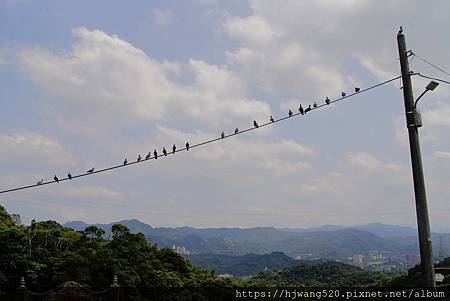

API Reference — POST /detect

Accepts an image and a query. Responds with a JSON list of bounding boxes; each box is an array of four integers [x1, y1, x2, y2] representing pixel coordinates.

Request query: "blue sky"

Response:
[[1, 0, 449, 231]]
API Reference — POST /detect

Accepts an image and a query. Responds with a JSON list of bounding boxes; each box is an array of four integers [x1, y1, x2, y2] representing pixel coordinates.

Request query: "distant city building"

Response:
[[382, 265, 400, 273], [352, 254, 365, 269], [367, 260, 384, 272], [438, 235, 447, 261], [11, 214, 21, 226], [369, 250, 383, 260], [405, 254, 420, 269], [172, 245, 191, 256], [345, 251, 422, 272]]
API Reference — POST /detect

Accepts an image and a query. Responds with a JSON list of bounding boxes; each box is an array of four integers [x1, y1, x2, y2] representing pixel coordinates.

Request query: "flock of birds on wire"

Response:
[[36, 87, 361, 186]]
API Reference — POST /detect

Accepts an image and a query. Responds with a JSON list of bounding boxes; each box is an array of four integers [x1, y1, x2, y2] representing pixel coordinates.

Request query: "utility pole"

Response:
[[438, 235, 445, 262], [397, 27, 435, 288]]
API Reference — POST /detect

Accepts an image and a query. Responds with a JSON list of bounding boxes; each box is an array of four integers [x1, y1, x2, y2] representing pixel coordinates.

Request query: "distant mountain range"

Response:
[[64, 220, 450, 260], [280, 223, 418, 238], [65, 219, 153, 238]]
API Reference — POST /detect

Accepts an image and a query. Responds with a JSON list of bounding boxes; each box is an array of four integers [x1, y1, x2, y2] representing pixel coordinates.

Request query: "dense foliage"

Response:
[[188, 252, 299, 276], [386, 257, 450, 288], [3, 205, 447, 298], [248, 261, 390, 287], [0, 206, 231, 295]]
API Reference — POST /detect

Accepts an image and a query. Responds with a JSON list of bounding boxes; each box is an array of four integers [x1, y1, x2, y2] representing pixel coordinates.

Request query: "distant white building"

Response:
[[369, 250, 382, 260], [352, 254, 365, 269], [172, 245, 191, 256], [405, 254, 420, 269], [11, 214, 22, 226]]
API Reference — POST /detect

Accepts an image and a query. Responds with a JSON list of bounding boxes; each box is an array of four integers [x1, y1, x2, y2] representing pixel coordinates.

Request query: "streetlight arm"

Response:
[[414, 90, 428, 108]]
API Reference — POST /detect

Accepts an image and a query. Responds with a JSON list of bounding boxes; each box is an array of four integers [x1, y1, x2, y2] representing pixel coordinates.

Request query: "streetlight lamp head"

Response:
[[414, 81, 439, 108], [425, 81, 439, 91]]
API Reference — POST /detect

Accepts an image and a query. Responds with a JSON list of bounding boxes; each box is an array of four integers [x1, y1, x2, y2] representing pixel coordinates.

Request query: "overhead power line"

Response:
[[411, 52, 450, 78], [0, 75, 401, 195], [412, 72, 450, 85]]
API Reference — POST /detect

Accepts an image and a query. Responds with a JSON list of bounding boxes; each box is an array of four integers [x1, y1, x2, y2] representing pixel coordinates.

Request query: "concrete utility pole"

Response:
[[397, 27, 435, 288]]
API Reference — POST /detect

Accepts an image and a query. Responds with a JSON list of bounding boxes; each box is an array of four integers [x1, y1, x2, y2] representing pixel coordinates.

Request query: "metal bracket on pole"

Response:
[[406, 110, 423, 128]]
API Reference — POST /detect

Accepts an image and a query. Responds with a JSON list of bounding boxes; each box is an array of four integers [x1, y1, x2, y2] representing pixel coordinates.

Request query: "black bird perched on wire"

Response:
[[288, 109, 293, 117], [325, 97, 330, 105], [54, 175, 59, 183], [221, 131, 225, 139], [253, 120, 259, 128], [123, 158, 127, 166], [299, 104, 304, 115], [341, 92, 346, 97], [235, 128, 239, 134], [313, 102, 318, 108], [37, 179, 43, 185], [270, 116, 274, 123], [172, 144, 176, 154], [154, 149, 158, 159], [304, 105, 312, 114], [163, 147, 167, 156], [354, 87, 360, 93], [68, 173, 72, 180], [186, 142, 190, 151], [146, 152, 151, 160], [137, 154, 141, 162], [87, 168, 94, 173]]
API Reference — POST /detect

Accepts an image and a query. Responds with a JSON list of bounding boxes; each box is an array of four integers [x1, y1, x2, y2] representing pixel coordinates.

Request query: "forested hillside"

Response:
[[3, 206, 449, 298], [188, 252, 299, 276], [0, 206, 230, 296], [249, 261, 389, 287]]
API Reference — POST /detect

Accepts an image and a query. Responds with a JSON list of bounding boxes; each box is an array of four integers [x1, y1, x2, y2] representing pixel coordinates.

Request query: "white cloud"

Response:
[[63, 185, 123, 201], [2, 0, 32, 8], [155, 126, 314, 176], [358, 57, 397, 80], [347, 152, 403, 172], [348, 152, 380, 169], [0, 49, 8, 68], [279, 99, 301, 112], [0, 171, 47, 189], [423, 101, 450, 126], [223, 0, 450, 99], [224, 15, 278, 45], [434, 151, 450, 159], [0, 130, 75, 167], [152, 9, 174, 26], [194, 0, 217, 4], [297, 183, 319, 194], [2, 2, 450, 228], [18, 27, 271, 131]]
